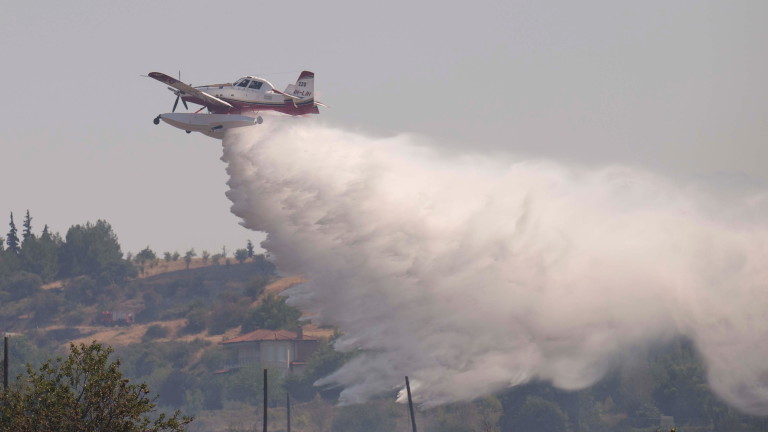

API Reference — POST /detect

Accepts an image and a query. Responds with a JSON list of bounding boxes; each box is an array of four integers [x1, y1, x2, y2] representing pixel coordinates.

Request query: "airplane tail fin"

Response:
[[284, 71, 315, 102]]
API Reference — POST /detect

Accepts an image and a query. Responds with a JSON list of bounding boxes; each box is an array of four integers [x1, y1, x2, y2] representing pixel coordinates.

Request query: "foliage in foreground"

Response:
[[0, 341, 192, 432]]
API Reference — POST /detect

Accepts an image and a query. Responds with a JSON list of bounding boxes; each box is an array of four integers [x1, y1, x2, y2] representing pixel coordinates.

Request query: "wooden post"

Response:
[[286, 391, 291, 432], [406, 376, 417, 432], [263, 369, 268, 432], [3, 335, 8, 390]]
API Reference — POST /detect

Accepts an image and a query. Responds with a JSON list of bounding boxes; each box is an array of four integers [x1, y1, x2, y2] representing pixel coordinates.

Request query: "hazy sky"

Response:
[[1, 1, 766, 255]]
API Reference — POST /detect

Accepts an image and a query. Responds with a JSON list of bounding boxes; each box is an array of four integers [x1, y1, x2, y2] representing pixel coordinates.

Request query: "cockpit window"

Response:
[[237, 79, 250, 87], [248, 80, 263, 90]]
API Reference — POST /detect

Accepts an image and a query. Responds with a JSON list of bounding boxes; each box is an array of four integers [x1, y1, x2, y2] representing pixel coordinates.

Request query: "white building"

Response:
[[219, 328, 321, 374]]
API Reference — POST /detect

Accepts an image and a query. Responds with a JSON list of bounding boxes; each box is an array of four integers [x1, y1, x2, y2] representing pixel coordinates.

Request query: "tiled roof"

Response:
[[221, 329, 319, 344]]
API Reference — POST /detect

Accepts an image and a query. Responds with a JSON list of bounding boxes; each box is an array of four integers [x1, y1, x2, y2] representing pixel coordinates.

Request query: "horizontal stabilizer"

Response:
[[271, 89, 301, 101]]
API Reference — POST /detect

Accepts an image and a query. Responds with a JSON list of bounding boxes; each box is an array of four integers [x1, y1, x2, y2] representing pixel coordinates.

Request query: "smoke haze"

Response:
[[222, 123, 768, 414]]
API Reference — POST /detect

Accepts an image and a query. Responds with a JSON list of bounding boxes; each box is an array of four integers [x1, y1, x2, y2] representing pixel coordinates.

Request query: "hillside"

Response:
[[63, 275, 328, 349], [3, 228, 764, 431], [28, 257, 330, 349], [0, 251, 350, 432]]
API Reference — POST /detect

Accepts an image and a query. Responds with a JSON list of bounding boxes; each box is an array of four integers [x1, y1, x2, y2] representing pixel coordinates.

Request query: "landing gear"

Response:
[[186, 130, 191, 134], [153, 116, 160, 125], [256, 116, 263, 124]]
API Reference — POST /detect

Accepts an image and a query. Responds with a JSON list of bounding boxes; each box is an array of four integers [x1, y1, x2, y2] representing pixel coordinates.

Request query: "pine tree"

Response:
[[22, 225, 61, 282], [22, 209, 33, 243], [246, 239, 255, 258], [58, 220, 134, 282], [7, 212, 20, 254]]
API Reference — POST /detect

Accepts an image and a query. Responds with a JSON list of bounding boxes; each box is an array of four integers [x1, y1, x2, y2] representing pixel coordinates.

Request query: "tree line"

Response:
[[0, 211, 136, 299], [130, 239, 257, 276], [0, 210, 258, 295]]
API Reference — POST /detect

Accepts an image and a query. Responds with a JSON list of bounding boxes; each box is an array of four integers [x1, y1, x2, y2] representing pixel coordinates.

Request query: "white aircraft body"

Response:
[[148, 71, 322, 139]]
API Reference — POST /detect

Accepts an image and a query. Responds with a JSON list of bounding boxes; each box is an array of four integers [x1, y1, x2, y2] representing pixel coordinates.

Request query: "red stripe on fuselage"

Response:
[[180, 96, 318, 116]]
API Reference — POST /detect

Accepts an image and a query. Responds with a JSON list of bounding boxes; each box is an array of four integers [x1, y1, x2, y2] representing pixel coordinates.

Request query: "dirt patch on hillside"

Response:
[[42, 257, 254, 290], [137, 258, 216, 278], [66, 318, 332, 348], [41, 280, 64, 290], [65, 319, 243, 348], [249, 275, 308, 308], [265, 275, 307, 294], [55, 275, 331, 348]]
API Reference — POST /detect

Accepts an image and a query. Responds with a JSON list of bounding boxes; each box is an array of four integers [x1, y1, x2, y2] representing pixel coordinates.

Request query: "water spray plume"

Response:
[[222, 123, 768, 414]]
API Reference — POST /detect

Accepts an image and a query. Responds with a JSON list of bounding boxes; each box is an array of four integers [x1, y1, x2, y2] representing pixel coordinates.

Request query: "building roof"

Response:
[[221, 329, 319, 345]]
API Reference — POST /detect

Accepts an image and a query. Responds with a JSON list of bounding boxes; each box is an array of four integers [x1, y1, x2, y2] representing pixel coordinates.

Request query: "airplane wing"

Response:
[[148, 72, 233, 109]]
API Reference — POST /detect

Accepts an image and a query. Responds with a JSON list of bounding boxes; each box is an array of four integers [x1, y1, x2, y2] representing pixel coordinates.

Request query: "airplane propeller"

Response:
[[172, 93, 188, 112], [171, 71, 189, 112]]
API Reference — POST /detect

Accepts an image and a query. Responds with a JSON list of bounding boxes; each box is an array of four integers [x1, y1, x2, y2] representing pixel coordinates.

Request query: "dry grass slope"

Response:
[[63, 273, 331, 349]]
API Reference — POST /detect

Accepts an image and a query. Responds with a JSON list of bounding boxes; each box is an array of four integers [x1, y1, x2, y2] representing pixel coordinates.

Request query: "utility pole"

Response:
[[263, 369, 268, 432], [3, 335, 8, 389], [286, 392, 291, 432], [406, 376, 417, 432]]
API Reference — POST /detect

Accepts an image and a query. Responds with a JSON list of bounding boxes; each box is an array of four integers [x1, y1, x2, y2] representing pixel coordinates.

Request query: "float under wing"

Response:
[[158, 113, 262, 139]]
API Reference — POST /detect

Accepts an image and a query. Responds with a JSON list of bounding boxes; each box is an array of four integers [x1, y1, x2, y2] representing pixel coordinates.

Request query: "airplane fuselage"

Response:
[[190, 77, 318, 116], [150, 71, 319, 138]]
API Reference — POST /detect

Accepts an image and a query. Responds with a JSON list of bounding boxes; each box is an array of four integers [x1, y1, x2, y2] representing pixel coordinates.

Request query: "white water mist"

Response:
[[222, 122, 768, 414]]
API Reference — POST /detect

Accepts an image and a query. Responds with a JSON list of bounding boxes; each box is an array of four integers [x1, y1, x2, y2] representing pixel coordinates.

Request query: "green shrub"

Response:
[[31, 291, 64, 323], [244, 276, 271, 298], [61, 304, 88, 326], [183, 308, 207, 334], [331, 401, 398, 432], [142, 324, 170, 342], [207, 301, 247, 335], [241, 293, 301, 332], [199, 347, 229, 372], [1, 271, 43, 301], [63, 276, 97, 304]]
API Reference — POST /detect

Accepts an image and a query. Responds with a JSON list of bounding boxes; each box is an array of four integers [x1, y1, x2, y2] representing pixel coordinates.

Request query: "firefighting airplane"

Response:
[[148, 71, 322, 138]]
